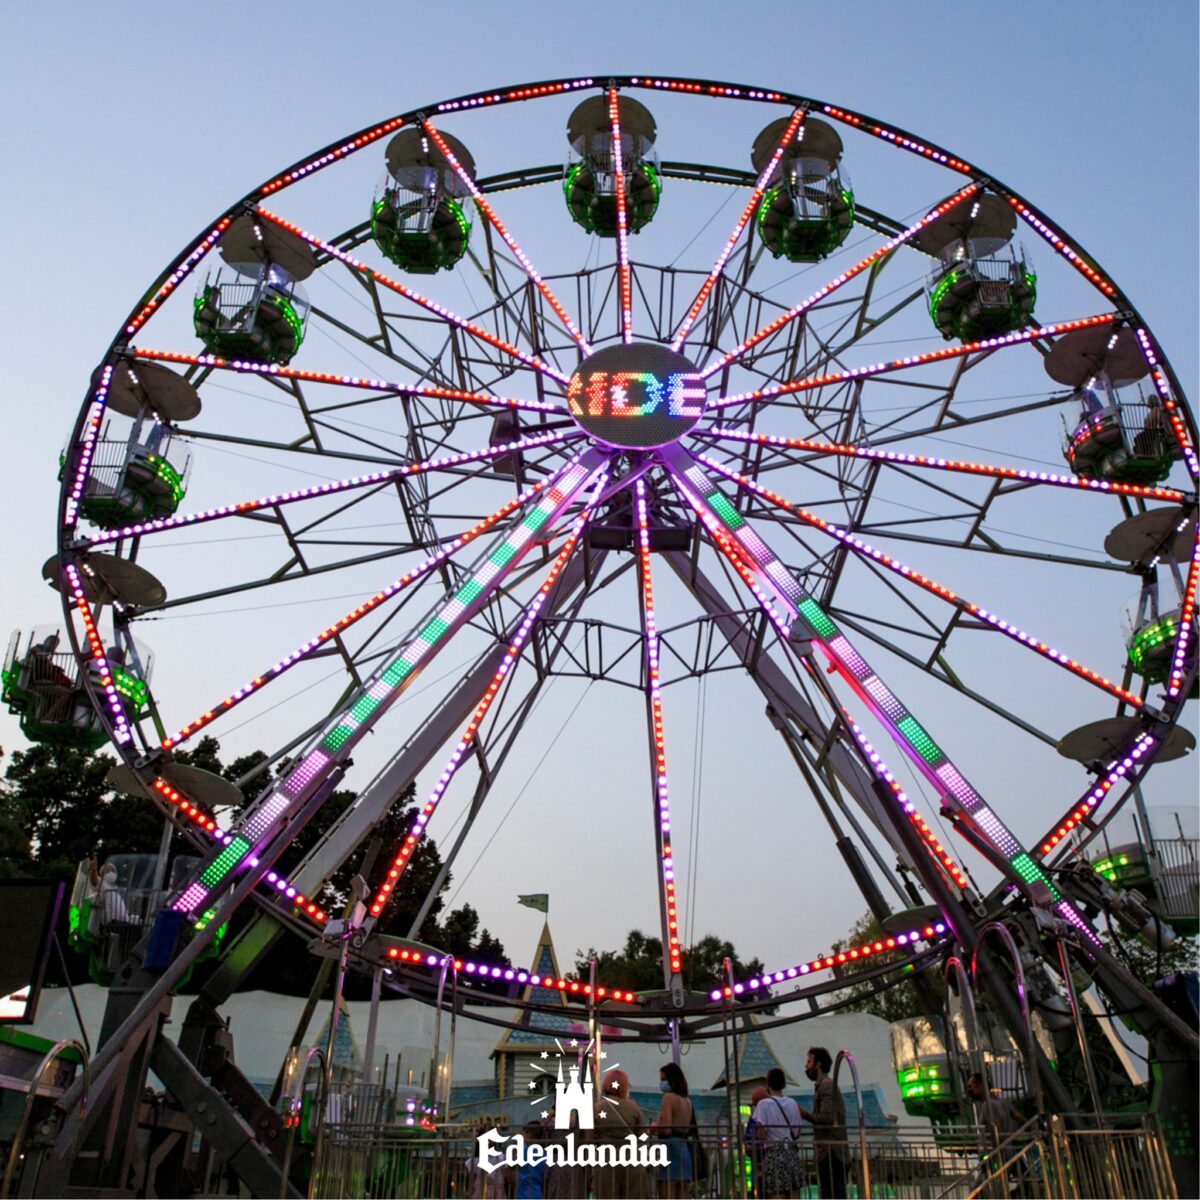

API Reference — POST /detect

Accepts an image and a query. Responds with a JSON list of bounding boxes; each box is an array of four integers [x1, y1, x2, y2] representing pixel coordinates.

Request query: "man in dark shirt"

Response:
[[798, 1046, 846, 1199]]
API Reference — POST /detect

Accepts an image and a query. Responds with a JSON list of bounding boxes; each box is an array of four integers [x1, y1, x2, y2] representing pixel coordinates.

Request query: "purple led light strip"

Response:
[[693, 451, 1147, 708], [253, 211, 571, 385], [371, 469, 610, 914], [698, 183, 980, 380], [608, 88, 633, 345], [78, 428, 580, 549], [671, 107, 807, 353], [62, 560, 131, 744], [702, 313, 1125, 413], [697, 426, 1188, 504], [132, 346, 566, 413], [63, 365, 114, 530], [161, 476, 555, 750], [1134, 328, 1199, 481], [634, 478, 682, 978], [421, 122, 593, 357]]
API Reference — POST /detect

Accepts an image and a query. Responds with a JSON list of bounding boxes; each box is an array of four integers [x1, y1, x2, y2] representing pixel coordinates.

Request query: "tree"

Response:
[[826, 911, 939, 1023], [575, 929, 772, 1002]]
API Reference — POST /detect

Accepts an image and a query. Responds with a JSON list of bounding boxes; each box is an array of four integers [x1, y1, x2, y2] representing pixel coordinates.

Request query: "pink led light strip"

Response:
[[671, 107, 807, 352], [1037, 730, 1158, 859], [125, 218, 233, 335], [253, 210, 569, 385], [634, 479, 682, 978], [421, 122, 593, 356], [1007, 199, 1117, 299], [162, 480, 551, 750], [260, 116, 408, 196], [1134, 328, 1200, 482], [820, 104, 974, 174], [132, 345, 565, 414], [370, 471, 609, 916], [62, 562, 132, 745], [384, 946, 637, 1003], [694, 451, 1146, 708], [712, 922, 947, 1001], [704, 313, 1125, 412], [78, 428, 579, 549], [700, 183, 981, 380], [699, 427, 1187, 505], [608, 88, 633, 344]]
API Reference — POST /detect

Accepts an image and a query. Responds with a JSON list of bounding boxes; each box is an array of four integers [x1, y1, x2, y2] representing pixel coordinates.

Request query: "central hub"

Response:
[[567, 342, 707, 450]]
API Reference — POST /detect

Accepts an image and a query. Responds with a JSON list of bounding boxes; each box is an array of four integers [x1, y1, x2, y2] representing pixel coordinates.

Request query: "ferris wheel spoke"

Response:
[[159, 473, 565, 750], [253, 208, 571, 385], [671, 107, 807, 353], [130, 347, 564, 418], [659, 444, 1100, 943], [421, 121, 593, 358], [75, 429, 583, 550], [698, 182, 981, 380], [169, 450, 610, 920], [691, 448, 1146, 708], [694, 425, 1189, 506], [607, 88, 634, 344], [368, 467, 611, 917], [633, 477, 684, 986], [701, 313, 1124, 416]]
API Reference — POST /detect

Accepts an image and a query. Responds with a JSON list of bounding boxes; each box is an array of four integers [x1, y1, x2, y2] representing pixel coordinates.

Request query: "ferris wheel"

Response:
[[20, 75, 1199, 1048]]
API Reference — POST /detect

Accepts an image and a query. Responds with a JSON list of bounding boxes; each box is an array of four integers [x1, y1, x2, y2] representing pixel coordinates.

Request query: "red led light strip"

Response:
[[1134, 328, 1200, 482], [629, 78, 782, 101], [634, 479, 682, 977], [1008, 199, 1117, 299], [820, 105, 974, 174], [1169, 531, 1200, 700], [1036, 731, 1158, 859], [131, 346, 564, 414], [62, 563, 131, 744], [385, 946, 637, 1003], [125, 218, 233, 336], [161, 482, 549, 750], [253, 210, 569, 385], [839, 711, 969, 889], [77, 427, 579, 549], [701, 183, 981, 380], [260, 117, 408, 196], [608, 88, 634, 345], [421, 121, 593, 356], [152, 776, 220, 834], [714, 924, 947, 1000], [370, 476, 608, 916], [435, 78, 596, 113], [694, 451, 1147, 708], [697, 427, 1186, 505], [705, 313, 1124, 412], [672, 106, 807, 352]]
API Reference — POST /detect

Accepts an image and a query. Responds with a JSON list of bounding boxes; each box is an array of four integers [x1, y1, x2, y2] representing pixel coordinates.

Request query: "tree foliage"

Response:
[[575, 928, 772, 1002], [827, 911, 939, 1023], [0, 736, 508, 991]]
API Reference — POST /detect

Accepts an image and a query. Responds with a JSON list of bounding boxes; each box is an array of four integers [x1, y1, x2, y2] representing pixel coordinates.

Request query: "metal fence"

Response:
[[310, 1111, 1176, 1198]]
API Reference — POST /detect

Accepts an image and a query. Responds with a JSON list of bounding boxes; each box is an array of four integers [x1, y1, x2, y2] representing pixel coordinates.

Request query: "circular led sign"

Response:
[[566, 343, 707, 449]]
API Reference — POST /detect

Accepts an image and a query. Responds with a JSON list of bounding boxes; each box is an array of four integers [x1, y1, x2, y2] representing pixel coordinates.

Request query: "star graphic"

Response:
[[569, 1039, 579, 1047], [600, 1051, 608, 1059], [599, 1110, 608, 1119], [528, 1081, 537, 1091], [611, 1080, 621, 1091], [540, 1051, 549, 1059], [540, 1111, 550, 1120]]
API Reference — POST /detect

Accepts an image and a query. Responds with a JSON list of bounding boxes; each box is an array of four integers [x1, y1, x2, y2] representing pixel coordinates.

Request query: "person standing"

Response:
[[652, 1062, 693, 1199], [751, 1069, 803, 1198], [592, 1068, 645, 1199], [798, 1047, 847, 1200]]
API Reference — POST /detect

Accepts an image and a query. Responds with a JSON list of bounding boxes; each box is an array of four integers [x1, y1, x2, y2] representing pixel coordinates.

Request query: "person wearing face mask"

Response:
[[798, 1047, 846, 1199], [87, 856, 133, 931], [651, 1062, 693, 1198]]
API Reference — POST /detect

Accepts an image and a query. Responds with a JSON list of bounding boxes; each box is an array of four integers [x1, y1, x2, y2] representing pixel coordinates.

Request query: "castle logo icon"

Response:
[[554, 1057, 594, 1130]]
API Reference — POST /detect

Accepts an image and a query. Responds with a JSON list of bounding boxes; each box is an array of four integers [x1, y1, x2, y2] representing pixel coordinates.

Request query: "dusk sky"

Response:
[[1, 4, 1196, 986]]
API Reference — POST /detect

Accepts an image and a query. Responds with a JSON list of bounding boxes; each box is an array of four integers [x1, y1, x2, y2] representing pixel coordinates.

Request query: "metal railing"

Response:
[[310, 1111, 1178, 1198]]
